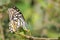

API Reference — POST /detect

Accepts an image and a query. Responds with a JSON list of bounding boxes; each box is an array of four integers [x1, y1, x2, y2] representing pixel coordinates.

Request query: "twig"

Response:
[[15, 32, 58, 40]]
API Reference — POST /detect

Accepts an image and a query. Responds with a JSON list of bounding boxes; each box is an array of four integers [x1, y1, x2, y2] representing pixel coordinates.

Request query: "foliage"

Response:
[[0, 0, 60, 40]]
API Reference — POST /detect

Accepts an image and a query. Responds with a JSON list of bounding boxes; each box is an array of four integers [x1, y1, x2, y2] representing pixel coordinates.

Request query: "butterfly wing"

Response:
[[8, 6, 28, 32]]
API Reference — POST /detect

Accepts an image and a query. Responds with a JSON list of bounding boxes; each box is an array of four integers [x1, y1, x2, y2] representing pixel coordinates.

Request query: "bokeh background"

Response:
[[0, 0, 60, 40]]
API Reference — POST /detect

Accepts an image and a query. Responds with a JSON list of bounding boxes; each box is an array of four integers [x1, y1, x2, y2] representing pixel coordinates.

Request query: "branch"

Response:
[[15, 32, 58, 40]]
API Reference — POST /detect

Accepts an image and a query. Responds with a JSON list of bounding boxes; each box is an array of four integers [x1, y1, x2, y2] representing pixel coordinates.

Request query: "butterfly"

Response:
[[8, 6, 28, 33]]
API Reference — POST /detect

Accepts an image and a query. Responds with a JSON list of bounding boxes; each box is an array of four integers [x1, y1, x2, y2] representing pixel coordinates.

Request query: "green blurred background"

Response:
[[0, 0, 60, 40]]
